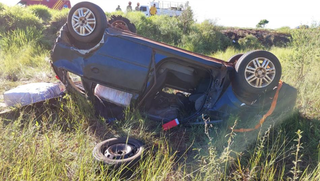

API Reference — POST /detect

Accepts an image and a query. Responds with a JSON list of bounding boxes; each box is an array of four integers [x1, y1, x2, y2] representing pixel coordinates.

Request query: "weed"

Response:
[[290, 129, 303, 180], [28, 5, 52, 22], [0, 6, 42, 33], [238, 34, 264, 50], [49, 8, 69, 33], [0, 2, 5, 11]]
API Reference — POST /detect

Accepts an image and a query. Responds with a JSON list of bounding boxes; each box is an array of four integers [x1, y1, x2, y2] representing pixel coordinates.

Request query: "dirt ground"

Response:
[[222, 28, 291, 47]]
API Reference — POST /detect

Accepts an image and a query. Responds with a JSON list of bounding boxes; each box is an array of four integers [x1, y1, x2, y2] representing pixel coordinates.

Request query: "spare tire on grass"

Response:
[[93, 138, 144, 167]]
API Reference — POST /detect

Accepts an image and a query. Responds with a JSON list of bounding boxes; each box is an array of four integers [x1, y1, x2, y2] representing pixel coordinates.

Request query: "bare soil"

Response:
[[222, 28, 291, 47]]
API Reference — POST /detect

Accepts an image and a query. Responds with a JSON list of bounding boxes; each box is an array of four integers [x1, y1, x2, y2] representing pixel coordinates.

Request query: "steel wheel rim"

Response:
[[71, 7, 96, 36], [104, 143, 137, 160], [244, 57, 276, 88]]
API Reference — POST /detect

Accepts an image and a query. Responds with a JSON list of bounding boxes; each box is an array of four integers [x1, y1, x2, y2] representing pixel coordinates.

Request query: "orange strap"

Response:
[[232, 80, 283, 132]]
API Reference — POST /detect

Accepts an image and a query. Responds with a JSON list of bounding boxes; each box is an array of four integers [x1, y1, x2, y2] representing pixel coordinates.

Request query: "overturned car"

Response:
[[51, 2, 296, 126]]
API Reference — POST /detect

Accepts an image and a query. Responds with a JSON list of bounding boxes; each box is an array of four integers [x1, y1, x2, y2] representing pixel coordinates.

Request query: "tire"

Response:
[[67, 2, 107, 43], [227, 53, 243, 64], [108, 15, 137, 33], [93, 138, 144, 167], [233, 50, 281, 99]]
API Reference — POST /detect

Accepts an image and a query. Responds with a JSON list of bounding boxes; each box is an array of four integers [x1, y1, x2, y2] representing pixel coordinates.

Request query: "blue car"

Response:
[[51, 2, 296, 125]]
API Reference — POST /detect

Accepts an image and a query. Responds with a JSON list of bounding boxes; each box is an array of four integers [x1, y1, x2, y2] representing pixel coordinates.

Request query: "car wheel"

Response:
[[233, 50, 281, 101], [108, 15, 137, 33], [67, 2, 107, 43], [227, 53, 243, 64], [93, 138, 144, 167]]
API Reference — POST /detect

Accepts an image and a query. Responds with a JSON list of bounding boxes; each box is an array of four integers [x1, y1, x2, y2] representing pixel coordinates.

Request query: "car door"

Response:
[[83, 35, 153, 93]]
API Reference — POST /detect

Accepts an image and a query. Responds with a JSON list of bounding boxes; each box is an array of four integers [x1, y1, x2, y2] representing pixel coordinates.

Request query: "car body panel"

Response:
[[83, 35, 153, 92], [51, 44, 85, 76], [109, 29, 229, 68], [52, 27, 232, 94], [51, 24, 296, 124]]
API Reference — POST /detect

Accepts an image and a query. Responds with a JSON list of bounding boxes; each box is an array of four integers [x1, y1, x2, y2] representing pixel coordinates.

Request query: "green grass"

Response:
[[211, 47, 244, 61], [0, 104, 314, 180], [1, 4, 320, 180]]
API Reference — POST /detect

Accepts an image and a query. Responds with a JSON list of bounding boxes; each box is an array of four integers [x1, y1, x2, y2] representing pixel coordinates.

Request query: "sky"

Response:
[[1, 0, 320, 29]]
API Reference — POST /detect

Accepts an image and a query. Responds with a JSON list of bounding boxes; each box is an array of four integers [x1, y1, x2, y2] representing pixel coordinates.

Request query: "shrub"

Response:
[[291, 29, 320, 113], [106, 11, 125, 19], [134, 15, 159, 40], [256, 19, 269, 28], [0, 6, 43, 33], [148, 15, 182, 45], [0, 27, 48, 79], [124, 11, 145, 27], [179, 5, 194, 34], [125, 13, 183, 45], [0, 27, 43, 52], [41, 8, 69, 49], [276, 26, 291, 34], [0, 2, 5, 12], [180, 20, 231, 54], [28, 5, 52, 23], [238, 34, 263, 50], [49, 8, 69, 33]]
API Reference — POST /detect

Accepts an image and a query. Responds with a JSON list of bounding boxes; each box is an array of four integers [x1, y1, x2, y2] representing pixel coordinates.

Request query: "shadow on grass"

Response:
[[1, 91, 319, 180]]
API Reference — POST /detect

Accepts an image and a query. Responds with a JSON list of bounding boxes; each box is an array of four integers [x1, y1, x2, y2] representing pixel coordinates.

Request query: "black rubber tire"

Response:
[[93, 138, 144, 167], [67, 2, 107, 43], [233, 50, 281, 98], [108, 15, 136, 33], [227, 53, 243, 64]]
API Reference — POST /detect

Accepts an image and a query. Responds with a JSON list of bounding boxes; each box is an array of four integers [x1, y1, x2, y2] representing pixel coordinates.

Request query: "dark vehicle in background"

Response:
[[18, 0, 71, 10], [51, 2, 296, 125]]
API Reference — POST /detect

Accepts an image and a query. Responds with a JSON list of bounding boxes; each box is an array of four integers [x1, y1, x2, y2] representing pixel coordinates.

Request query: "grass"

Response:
[[0, 4, 320, 180], [0, 105, 311, 180]]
